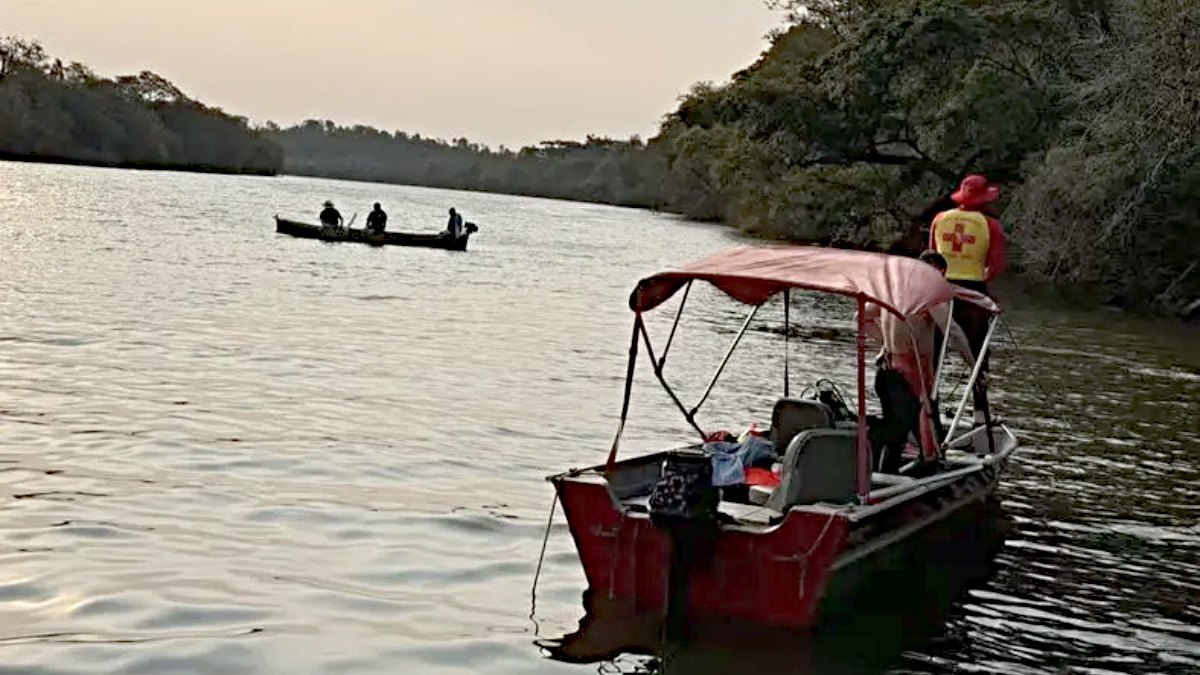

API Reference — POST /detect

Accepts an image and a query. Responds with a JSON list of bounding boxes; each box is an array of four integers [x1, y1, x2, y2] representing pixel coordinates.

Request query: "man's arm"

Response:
[[985, 217, 1007, 281], [859, 302, 883, 346]]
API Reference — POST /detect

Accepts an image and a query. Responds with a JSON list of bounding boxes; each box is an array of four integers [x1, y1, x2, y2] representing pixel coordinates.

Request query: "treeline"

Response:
[[269, 122, 665, 209], [0, 37, 281, 174]]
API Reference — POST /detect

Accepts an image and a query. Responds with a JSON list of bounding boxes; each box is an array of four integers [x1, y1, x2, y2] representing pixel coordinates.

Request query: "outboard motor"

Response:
[[648, 449, 719, 640]]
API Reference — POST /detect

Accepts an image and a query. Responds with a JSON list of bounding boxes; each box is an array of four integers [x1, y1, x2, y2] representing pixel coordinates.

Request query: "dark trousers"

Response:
[[950, 279, 991, 415], [873, 367, 921, 473]]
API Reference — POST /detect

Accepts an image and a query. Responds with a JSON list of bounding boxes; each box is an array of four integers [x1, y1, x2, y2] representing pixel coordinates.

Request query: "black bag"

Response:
[[648, 451, 719, 526]]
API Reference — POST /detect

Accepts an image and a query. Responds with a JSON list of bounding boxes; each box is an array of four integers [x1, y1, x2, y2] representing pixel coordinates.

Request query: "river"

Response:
[[0, 160, 1196, 674]]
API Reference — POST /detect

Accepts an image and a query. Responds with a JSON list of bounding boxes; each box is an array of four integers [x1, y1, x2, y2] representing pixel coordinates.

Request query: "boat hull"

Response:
[[551, 452, 1007, 630], [542, 496, 1009, 668], [274, 217, 473, 251]]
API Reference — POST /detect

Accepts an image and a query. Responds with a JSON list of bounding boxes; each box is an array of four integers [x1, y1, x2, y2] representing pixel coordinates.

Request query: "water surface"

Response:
[[0, 161, 1196, 674]]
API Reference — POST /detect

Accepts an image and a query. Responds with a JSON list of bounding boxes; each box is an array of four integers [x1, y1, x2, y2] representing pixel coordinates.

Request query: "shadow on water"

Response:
[[539, 499, 1012, 674]]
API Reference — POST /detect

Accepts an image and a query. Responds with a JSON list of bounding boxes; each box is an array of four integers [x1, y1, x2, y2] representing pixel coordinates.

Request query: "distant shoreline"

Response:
[[0, 151, 277, 177], [278, 166, 676, 212]]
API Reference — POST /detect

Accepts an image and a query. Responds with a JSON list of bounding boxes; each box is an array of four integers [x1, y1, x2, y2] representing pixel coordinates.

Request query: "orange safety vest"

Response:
[[932, 208, 991, 281]]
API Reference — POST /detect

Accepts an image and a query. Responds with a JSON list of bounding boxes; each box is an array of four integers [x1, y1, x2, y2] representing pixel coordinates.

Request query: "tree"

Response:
[[0, 35, 281, 174], [0, 37, 47, 78]]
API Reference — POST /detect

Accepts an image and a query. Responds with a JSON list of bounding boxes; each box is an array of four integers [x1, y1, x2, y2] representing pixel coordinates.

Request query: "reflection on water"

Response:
[[0, 160, 1196, 674]]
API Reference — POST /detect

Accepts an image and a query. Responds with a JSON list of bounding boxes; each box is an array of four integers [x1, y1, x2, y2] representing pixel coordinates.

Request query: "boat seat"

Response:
[[766, 429, 859, 511], [769, 398, 835, 451], [717, 501, 782, 525], [623, 495, 652, 513]]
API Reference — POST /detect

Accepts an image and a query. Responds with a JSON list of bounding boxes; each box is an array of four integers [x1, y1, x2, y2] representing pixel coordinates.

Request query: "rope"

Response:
[[528, 490, 560, 634], [998, 319, 1076, 431], [796, 511, 841, 599], [942, 360, 969, 404]]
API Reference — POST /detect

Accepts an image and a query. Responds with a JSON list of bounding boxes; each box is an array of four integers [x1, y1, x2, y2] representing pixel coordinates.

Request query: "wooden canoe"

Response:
[[274, 217, 477, 251]]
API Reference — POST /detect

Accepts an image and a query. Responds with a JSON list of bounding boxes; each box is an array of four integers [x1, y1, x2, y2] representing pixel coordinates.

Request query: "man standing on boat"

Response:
[[930, 175, 1007, 422], [446, 207, 464, 239], [366, 203, 387, 234], [319, 200, 343, 229], [864, 266, 975, 469], [930, 175, 1007, 292]]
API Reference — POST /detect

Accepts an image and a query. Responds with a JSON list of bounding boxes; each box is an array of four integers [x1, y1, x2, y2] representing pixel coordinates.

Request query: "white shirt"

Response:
[[862, 302, 974, 366]]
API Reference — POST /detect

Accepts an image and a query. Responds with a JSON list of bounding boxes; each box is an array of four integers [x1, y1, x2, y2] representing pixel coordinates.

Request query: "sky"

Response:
[[0, 0, 784, 148]]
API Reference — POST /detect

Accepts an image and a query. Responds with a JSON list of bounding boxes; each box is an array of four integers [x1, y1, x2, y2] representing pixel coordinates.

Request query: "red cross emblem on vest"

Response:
[[942, 222, 976, 253]]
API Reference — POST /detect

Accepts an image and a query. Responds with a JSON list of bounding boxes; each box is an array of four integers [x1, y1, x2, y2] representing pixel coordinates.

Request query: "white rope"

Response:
[[528, 491, 560, 632], [796, 510, 841, 599]]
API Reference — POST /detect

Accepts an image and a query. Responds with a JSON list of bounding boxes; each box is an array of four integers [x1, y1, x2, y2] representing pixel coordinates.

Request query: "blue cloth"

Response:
[[703, 436, 777, 487]]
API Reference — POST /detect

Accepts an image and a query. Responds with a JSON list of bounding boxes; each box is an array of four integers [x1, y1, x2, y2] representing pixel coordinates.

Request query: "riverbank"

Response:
[[0, 151, 277, 176]]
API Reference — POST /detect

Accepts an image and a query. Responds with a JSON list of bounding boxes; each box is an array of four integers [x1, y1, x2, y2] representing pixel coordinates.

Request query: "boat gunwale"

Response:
[[549, 423, 1016, 534], [273, 215, 475, 249]]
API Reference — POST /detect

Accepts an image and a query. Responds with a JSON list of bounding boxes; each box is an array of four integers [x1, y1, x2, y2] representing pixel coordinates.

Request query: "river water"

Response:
[[0, 160, 1196, 674]]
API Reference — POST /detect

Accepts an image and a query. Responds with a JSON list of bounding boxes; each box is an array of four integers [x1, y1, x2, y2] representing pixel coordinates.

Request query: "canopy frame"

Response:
[[605, 247, 1003, 503]]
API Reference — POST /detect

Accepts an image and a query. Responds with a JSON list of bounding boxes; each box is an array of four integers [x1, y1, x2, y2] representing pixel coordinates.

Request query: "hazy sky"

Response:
[[0, 0, 783, 148]]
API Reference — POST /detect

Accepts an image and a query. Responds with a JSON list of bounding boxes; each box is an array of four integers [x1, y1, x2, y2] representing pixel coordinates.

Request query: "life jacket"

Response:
[[932, 208, 990, 281]]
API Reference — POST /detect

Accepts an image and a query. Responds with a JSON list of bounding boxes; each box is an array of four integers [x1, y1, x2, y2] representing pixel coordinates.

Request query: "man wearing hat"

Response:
[[319, 200, 343, 229], [930, 174, 1007, 424], [929, 175, 1007, 294]]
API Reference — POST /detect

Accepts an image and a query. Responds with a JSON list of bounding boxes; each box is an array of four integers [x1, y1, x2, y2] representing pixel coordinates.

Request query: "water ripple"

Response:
[[0, 162, 1196, 673]]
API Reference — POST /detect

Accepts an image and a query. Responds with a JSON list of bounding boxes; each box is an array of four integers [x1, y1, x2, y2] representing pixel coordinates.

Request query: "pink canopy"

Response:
[[630, 245, 999, 318]]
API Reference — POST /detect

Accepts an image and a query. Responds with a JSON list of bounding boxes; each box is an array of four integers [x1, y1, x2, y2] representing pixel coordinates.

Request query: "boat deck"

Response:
[[577, 439, 1014, 532]]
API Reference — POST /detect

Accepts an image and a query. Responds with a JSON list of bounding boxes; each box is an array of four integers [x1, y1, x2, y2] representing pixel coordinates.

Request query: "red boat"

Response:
[[548, 246, 1018, 629]]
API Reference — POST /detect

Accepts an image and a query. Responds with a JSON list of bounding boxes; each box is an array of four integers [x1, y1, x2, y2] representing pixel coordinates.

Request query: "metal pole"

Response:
[[784, 289, 791, 397], [689, 303, 761, 417], [638, 319, 706, 439], [856, 296, 870, 503], [658, 281, 692, 369], [943, 315, 999, 446], [605, 316, 642, 472], [932, 298, 954, 395], [906, 329, 934, 462]]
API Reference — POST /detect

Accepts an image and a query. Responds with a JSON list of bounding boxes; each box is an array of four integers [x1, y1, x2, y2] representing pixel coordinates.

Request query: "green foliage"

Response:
[[0, 37, 281, 174], [656, 0, 1197, 309], [654, 0, 1068, 249], [1007, 0, 1200, 308]]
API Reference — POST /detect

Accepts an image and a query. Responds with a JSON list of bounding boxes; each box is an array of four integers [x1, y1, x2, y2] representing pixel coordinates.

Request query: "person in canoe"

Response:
[[446, 207, 464, 238], [366, 203, 388, 234], [319, 201, 344, 229]]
